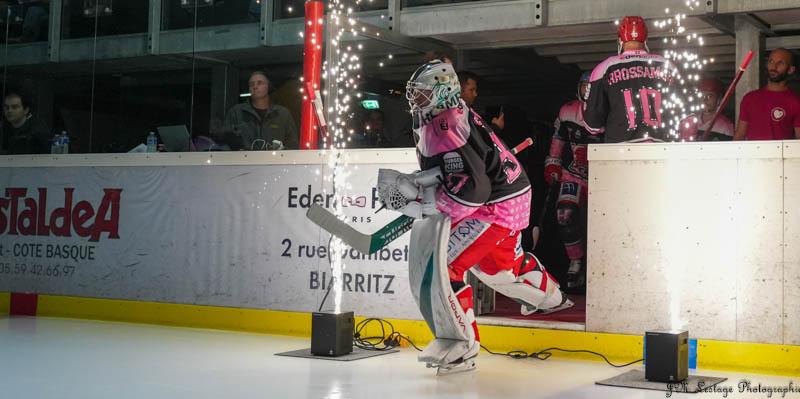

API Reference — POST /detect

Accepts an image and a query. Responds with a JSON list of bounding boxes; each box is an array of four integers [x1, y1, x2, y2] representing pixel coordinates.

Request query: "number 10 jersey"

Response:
[[583, 50, 676, 143]]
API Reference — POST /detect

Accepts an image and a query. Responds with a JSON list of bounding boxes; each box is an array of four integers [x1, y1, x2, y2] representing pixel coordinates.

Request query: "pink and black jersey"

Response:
[[583, 50, 675, 143], [415, 100, 531, 231], [548, 100, 603, 180]]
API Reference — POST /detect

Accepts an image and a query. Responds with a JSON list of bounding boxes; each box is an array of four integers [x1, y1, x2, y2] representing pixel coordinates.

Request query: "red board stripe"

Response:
[[10, 293, 38, 316]]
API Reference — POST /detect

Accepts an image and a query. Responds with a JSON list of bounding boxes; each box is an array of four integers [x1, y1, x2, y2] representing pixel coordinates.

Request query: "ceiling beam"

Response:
[[536, 35, 735, 56], [766, 35, 800, 50], [717, 0, 800, 14], [456, 28, 723, 50], [558, 51, 735, 65]]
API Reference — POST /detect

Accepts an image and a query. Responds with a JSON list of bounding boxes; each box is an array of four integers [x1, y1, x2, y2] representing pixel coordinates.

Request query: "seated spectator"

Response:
[[224, 70, 299, 150], [1, 91, 49, 154], [734, 48, 800, 141], [678, 78, 734, 141]]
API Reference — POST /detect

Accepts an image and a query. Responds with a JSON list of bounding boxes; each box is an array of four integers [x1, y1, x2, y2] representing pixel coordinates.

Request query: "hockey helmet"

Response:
[[406, 60, 461, 123], [697, 78, 725, 94], [618, 16, 648, 43]]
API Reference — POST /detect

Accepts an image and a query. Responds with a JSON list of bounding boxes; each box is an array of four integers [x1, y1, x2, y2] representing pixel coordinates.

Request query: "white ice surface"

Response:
[[1, 316, 797, 399]]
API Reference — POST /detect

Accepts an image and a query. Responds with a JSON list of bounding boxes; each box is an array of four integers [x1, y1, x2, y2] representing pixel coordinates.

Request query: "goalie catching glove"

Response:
[[377, 168, 442, 218]]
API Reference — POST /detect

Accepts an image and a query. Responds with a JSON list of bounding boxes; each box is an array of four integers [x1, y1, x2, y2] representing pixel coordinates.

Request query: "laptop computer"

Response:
[[156, 125, 193, 152]]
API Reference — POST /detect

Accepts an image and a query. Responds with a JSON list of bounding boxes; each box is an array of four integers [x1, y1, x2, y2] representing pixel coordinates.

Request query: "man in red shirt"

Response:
[[734, 48, 800, 140]]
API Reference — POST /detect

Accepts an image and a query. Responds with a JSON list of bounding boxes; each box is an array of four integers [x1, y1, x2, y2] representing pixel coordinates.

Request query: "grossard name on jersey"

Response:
[[607, 65, 671, 85]]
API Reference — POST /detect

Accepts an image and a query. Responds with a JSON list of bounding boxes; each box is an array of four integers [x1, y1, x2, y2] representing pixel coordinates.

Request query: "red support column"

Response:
[[300, 1, 325, 150]]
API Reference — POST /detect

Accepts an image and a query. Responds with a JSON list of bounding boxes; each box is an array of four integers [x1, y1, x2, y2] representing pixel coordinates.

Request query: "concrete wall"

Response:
[[587, 141, 797, 345]]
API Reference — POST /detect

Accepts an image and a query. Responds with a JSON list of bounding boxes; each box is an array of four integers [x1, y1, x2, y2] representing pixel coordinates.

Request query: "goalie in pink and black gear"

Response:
[[545, 72, 602, 291], [583, 16, 677, 143], [379, 60, 571, 374]]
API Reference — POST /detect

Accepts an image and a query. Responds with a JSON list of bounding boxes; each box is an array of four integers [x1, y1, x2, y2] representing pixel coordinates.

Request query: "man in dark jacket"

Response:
[[1, 92, 48, 155], [224, 71, 298, 150]]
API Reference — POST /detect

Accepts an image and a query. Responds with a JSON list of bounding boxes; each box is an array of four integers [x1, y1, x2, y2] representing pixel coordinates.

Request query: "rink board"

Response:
[[588, 140, 799, 346], [2, 143, 800, 349], [0, 150, 422, 320]]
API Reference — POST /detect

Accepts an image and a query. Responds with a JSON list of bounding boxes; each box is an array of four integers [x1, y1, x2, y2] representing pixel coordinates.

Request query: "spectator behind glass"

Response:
[[224, 71, 299, 150], [1, 91, 49, 154], [734, 48, 800, 141], [458, 71, 479, 107]]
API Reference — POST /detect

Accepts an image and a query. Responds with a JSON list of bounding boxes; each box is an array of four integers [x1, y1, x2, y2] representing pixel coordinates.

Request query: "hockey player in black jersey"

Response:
[[583, 16, 677, 142]]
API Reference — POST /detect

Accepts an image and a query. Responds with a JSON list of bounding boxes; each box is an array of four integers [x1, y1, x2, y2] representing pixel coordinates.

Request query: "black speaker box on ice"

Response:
[[645, 330, 689, 383], [311, 311, 354, 356]]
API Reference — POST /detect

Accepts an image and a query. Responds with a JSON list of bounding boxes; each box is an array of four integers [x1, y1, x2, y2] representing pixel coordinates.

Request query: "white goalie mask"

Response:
[[406, 60, 461, 125]]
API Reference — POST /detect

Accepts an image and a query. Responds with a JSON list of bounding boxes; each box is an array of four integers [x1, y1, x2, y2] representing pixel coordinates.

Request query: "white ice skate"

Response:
[[428, 355, 477, 376], [421, 338, 479, 375], [522, 294, 575, 315]]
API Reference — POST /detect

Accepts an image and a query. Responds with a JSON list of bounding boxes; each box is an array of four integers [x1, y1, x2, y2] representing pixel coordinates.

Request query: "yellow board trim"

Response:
[[2, 293, 797, 376], [0, 292, 9, 315]]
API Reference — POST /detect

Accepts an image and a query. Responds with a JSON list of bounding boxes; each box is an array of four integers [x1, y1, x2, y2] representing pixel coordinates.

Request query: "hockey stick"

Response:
[[307, 138, 536, 254], [511, 137, 533, 155], [701, 51, 754, 141], [531, 174, 559, 249], [307, 205, 414, 254]]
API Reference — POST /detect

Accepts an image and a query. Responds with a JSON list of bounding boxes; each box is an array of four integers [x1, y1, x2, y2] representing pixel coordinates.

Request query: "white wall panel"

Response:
[[783, 142, 800, 345], [588, 142, 786, 344]]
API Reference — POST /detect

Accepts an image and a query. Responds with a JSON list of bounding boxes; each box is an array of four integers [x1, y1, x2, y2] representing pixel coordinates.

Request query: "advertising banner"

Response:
[[0, 161, 423, 320]]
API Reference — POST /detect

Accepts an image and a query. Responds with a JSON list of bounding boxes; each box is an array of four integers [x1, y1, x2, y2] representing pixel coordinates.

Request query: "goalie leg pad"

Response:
[[409, 214, 478, 366], [471, 252, 566, 315]]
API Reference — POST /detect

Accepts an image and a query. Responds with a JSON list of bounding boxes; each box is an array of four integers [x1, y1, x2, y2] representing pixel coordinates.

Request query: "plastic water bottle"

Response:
[[146, 132, 157, 153], [50, 134, 61, 154], [60, 131, 69, 154]]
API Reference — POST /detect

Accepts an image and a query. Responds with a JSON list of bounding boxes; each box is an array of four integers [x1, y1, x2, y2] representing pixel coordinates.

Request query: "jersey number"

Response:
[[622, 88, 662, 129]]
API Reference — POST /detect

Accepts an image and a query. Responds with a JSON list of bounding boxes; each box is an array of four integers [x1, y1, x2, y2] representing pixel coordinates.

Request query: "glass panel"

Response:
[[345, 39, 421, 149], [52, 72, 92, 153], [1, 1, 53, 155], [1, 5, 7, 155], [61, 0, 148, 39], [0, 66, 57, 154], [1, 0, 50, 43], [274, 0, 387, 20], [162, 0, 257, 30], [215, 63, 303, 151], [48, 65, 214, 154], [402, 0, 482, 7]]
